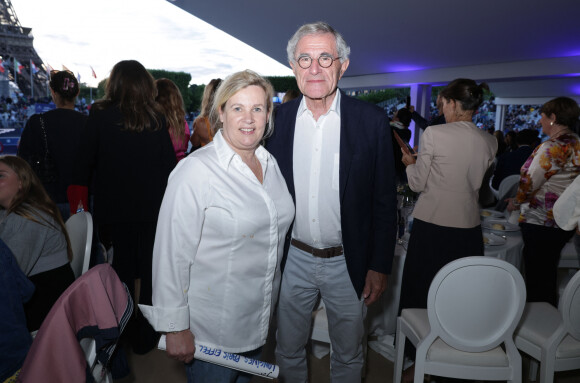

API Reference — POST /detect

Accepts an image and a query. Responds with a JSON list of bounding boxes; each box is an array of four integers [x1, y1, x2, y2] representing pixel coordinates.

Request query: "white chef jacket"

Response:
[[139, 130, 294, 353]]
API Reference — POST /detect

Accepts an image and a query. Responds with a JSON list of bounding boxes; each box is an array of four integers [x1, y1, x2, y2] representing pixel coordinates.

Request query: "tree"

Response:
[[356, 88, 409, 105], [92, 72, 299, 113], [265, 76, 298, 93], [94, 69, 194, 112], [78, 83, 101, 103], [97, 78, 106, 99], [188, 84, 205, 113]]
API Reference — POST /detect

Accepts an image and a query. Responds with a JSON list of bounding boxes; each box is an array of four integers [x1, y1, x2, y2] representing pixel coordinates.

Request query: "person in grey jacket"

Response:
[[0, 155, 73, 331]]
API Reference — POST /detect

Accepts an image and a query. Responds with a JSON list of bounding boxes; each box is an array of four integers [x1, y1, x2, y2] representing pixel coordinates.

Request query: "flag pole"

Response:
[[30, 60, 34, 99], [90, 66, 97, 104], [13, 58, 17, 90]]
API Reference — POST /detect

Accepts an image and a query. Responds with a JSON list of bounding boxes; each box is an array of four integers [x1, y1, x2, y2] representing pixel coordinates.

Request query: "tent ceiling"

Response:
[[169, 0, 580, 101]]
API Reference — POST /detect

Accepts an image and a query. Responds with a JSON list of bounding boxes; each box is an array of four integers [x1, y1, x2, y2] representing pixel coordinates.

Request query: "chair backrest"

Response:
[[498, 174, 521, 200], [427, 256, 526, 353], [559, 270, 580, 340], [19, 264, 132, 383], [66, 211, 93, 279]]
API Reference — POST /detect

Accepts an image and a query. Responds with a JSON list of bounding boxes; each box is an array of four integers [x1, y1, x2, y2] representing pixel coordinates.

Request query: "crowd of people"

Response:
[[0, 95, 91, 129], [1, 20, 580, 383], [382, 97, 545, 136]]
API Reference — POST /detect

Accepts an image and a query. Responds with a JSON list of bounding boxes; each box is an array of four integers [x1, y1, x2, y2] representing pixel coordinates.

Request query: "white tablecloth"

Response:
[[482, 228, 524, 271]]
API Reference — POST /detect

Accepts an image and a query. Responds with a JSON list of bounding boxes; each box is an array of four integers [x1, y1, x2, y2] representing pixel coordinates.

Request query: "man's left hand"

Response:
[[362, 270, 387, 306]]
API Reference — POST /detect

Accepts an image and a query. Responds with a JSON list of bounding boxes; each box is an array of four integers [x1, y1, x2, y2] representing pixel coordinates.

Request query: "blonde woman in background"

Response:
[[190, 78, 221, 150]]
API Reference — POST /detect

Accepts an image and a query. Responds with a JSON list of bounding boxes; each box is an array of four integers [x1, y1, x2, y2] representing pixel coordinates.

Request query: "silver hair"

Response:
[[286, 21, 351, 65]]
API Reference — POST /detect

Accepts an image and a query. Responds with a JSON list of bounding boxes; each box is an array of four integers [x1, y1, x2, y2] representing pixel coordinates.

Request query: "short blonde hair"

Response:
[[209, 70, 275, 139]]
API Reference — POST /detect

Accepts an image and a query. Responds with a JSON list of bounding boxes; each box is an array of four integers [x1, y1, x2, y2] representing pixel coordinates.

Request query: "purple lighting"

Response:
[[570, 84, 580, 96], [384, 64, 424, 73], [560, 49, 580, 57]]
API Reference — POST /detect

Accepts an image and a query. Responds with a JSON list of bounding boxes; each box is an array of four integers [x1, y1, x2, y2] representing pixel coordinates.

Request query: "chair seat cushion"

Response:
[[402, 309, 509, 367], [558, 335, 580, 359], [516, 302, 580, 359], [516, 303, 562, 344], [428, 339, 508, 366]]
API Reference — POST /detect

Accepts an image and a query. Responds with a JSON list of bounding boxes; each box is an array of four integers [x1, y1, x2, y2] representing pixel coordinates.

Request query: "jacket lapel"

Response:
[[339, 92, 357, 205], [279, 98, 301, 200]]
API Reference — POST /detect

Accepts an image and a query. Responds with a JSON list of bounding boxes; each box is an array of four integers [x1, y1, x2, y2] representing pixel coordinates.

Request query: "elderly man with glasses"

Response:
[[267, 22, 397, 382]]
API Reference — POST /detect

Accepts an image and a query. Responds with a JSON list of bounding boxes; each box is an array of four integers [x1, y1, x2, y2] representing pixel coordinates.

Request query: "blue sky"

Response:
[[10, 0, 292, 87]]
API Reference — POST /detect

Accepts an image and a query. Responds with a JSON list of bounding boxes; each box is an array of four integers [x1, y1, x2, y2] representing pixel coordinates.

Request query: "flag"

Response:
[[77, 72, 81, 82], [90, 65, 97, 79], [62, 65, 70, 72], [30, 60, 39, 74], [14, 58, 23, 74], [0, 58, 4, 73]]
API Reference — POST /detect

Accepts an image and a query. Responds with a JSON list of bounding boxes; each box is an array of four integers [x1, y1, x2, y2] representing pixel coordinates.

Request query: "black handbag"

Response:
[[31, 114, 58, 184]]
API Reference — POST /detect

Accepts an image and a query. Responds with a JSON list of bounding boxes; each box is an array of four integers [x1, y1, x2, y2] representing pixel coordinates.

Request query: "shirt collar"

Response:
[[214, 129, 269, 170], [297, 89, 341, 118]]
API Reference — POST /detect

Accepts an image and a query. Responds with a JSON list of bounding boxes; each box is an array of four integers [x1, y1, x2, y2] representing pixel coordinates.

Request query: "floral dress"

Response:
[[516, 132, 580, 227]]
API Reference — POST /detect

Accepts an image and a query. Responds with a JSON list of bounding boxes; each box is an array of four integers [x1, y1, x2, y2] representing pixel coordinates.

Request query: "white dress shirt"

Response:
[[139, 130, 294, 353], [292, 91, 342, 248]]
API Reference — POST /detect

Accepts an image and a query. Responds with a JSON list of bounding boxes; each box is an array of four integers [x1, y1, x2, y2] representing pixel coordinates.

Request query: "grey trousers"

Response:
[[275, 245, 367, 383]]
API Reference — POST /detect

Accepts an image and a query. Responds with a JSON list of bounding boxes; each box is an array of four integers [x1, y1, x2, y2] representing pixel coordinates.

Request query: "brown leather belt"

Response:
[[291, 239, 343, 258]]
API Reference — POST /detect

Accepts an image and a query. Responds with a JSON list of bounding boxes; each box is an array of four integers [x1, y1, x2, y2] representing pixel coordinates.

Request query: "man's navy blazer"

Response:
[[267, 92, 397, 297]]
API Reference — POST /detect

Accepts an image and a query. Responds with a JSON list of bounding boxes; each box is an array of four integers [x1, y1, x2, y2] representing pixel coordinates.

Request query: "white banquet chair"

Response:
[[497, 174, 521, 202], [66, 211, 93, 279], [514, 270, 580, 383], [559, 239, 580, 269], [393, 256, 526, 383]]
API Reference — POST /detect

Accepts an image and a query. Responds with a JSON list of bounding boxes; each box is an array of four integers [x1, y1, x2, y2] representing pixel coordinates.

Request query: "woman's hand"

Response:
[[401, 148, 417, 166], [166, 329, 196, 363]]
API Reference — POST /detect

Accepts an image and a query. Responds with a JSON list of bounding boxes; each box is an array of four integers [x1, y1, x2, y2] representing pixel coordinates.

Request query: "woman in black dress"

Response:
[[69, 60, 177, 354], [18, 70, 87, 220]]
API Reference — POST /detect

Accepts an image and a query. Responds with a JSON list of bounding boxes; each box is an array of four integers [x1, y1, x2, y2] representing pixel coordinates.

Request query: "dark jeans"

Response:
[[520, 222, 574, 307]]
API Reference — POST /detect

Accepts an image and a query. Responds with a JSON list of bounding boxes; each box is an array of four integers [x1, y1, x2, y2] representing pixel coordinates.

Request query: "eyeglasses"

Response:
[[295, 55, 341, 69]]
